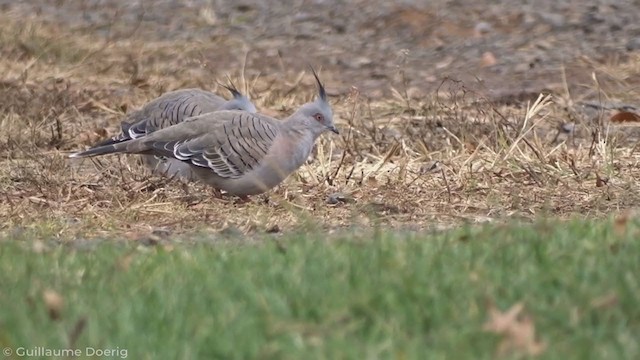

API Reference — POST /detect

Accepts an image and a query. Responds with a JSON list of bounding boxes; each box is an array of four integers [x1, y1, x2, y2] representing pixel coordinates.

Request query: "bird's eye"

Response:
[[314, 113, 324, 122]]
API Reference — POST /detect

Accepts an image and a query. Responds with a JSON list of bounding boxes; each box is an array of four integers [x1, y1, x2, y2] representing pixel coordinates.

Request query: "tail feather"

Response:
[[69, 133, 152, 159], [70, 120, 142, 158], [91, 121, 134, 147], [91, 136, 122, 148], [68, 143, 124, 159]]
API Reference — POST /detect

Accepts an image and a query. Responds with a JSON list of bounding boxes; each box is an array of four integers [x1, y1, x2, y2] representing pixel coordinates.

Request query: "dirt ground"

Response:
[[1, 0, 639, 241]]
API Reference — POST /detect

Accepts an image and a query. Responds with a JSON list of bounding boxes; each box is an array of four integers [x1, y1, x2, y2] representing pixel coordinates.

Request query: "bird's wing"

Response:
[[125, 89, 226, 139], [91, 89, 226, 148], [143, 111, 280, 179]]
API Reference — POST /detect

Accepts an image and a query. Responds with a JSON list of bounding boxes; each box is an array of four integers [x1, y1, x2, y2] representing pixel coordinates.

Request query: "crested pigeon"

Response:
[[91, 83, 257, 181], [70, 70, 339, 197]]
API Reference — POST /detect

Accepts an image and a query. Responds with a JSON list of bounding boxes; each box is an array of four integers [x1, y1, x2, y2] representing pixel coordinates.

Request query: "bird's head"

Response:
[[294, 68, 338, 136], [219, 82, 257, 113]]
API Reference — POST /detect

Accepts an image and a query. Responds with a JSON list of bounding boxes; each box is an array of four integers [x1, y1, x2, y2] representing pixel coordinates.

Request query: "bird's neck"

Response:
[[278, 120, 317, 169], [284, 116, 321, 140]]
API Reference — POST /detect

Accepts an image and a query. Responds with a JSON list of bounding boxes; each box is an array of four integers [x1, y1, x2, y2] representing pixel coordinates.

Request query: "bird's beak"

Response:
[[329, 125, 339, 134]]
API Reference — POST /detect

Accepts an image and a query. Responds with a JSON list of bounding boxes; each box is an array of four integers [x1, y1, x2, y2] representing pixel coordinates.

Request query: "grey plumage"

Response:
[[90, 84, 257, 181], [70, 70, 338, 197]]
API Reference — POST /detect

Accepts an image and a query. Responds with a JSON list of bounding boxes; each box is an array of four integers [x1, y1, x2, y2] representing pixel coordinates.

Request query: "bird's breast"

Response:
[[250, 134, 313, 187], [206, 132, 315, 196]]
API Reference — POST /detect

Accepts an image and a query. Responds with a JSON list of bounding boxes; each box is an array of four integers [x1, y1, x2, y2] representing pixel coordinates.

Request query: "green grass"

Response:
[[0, 218, 639, 359]]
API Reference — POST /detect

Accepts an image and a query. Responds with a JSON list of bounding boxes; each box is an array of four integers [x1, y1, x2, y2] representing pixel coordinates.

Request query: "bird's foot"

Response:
[[205, 187, 224, 199], [234, 195, 252, 204]]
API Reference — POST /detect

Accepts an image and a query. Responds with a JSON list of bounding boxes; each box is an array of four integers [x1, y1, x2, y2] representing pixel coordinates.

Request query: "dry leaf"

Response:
[[481, 52, 497, 67], [406, 86, 425, 100], [130, 76, 149, 88], [483, 301, 546, 357], [32, 240, 46, 254], [43, 289, 64, 321], [613, 211, 631, 237], [590, 292, 618, 309], [116, 254, 134, 271], [595, 173, 607, 187], [68, 317, 87, 347], [483, 302, 524, 333], [610, 111, 640, 123]]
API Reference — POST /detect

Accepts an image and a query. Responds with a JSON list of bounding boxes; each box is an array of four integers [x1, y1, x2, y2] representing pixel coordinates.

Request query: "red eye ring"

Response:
[[314, 113, 324, 122]]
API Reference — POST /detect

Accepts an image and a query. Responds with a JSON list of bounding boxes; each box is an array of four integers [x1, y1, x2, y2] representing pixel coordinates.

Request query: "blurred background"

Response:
[[4, 0, 638, 101]]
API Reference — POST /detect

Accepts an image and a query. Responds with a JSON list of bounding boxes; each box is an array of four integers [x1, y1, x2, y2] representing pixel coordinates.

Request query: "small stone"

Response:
[[152, 227, 171, 238], [139, 235, 161, 247], [420, 160, 441, 174], [364, 201, 400, 214], [407, 87, 425, 100], [560, 122, 575, 133], [219, 225, 243, 238], [133, 228, 171, 247], [627, 38, 640, 51], [326, 192, 353, 205], [474, 21, 493, 37], [481, 52, 497, 67], [352, 56, 373, 68], [539, 12, 566, 28], [266, 224, 281, 233]]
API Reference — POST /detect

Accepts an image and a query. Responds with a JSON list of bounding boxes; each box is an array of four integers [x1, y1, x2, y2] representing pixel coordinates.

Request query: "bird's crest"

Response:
[[308, 66, 327, 102], [218, 76, 242, 99]]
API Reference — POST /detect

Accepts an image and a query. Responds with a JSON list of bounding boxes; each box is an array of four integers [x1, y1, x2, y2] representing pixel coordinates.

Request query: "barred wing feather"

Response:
[[146, 113, 278, 179]]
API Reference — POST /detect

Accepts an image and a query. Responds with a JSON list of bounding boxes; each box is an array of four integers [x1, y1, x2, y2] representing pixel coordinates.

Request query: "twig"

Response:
[[328, 88, 359, 184], [441, 168, 451, 203]]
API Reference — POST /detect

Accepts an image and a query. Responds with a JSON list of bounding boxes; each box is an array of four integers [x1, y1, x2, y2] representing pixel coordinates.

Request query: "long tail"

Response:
[[69, 121, 144, 158], [90, 136, 123, 148], [89, 121, 134, 148], [69, 143, 127, 158]]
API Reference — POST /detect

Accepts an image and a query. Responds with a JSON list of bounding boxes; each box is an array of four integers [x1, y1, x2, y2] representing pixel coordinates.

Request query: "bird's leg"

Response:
[[180, 181, 191, 196], [209, 187, 224, 199], [234, 195, 252, 204]]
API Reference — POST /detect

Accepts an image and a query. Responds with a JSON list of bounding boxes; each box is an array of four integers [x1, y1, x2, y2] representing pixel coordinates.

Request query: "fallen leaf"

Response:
[[483, 301, 546, 357], [610, 111, 640, 123], [483, 302, 524, 333], [200, 6, 218, 26], [68, 317, 87, 347], [43, 289, 64, 321], [481, 52, 497, 67], [32, 240, 46, 254], [116, 254, 134, 271], [266, 224, 281, 233], [613, 211, 631, 237], [590, 292, 618, 309], [595, 173, 607, 187]]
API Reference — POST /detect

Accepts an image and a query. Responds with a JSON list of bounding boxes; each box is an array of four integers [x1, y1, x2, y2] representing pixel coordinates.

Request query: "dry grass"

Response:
[[1, 13, 640, 241]]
